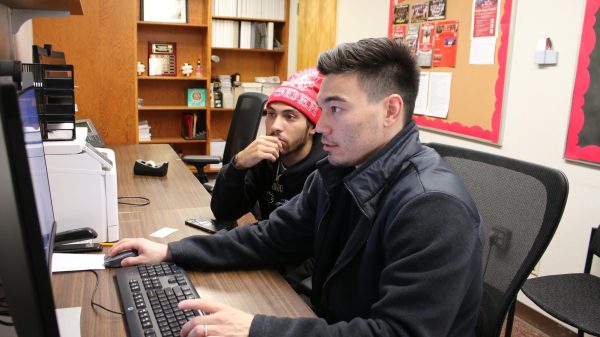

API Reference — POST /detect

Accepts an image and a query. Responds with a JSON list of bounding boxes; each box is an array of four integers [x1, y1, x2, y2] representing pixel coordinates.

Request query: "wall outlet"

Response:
[[490, 226, 511, 250]]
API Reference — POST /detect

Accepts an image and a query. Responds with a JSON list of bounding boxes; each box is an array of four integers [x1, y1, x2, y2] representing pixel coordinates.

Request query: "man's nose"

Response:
[[271, 115, 284, 130], [315, 114, 329, 134]]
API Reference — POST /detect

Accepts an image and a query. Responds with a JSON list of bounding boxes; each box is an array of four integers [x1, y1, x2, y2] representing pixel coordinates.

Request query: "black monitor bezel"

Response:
[[0, 82, 60, 336]]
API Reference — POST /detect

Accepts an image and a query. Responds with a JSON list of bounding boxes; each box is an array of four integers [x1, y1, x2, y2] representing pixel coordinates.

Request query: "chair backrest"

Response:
[[584, 226, 600, 273], [427, 143, 569, 337], [222, 92, 268, 164]]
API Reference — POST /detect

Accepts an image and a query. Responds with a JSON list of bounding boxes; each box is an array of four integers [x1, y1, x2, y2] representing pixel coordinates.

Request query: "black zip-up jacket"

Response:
[[169, 121, 483, 337], [211, 134, 326, 220]]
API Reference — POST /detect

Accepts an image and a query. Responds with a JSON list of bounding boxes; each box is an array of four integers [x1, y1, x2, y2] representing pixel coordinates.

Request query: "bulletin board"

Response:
[[565, 0, 600, 166], [388, 0, 513, 144]]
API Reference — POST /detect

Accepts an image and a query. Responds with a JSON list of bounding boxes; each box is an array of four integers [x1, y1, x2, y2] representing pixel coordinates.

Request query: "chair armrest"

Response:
[[182, 155, 222, 165]]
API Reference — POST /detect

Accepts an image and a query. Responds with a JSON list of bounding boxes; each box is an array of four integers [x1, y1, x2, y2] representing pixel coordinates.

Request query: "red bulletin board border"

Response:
[[388, 0, 513, 144], [565, 0, 600, 165]]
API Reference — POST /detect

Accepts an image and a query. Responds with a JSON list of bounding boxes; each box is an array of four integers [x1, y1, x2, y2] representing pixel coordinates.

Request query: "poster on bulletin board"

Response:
[[387, 0, 513, 144], [565, 0, 600, 167]]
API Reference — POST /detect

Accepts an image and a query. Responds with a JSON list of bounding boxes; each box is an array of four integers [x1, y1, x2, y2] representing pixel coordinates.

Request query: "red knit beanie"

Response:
[[266, 68, 323, 125]]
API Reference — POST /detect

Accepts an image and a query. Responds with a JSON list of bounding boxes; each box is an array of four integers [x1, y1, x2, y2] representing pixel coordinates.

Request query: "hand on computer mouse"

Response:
[[104, 249, 138, 268], [108, 238, 170, 266]]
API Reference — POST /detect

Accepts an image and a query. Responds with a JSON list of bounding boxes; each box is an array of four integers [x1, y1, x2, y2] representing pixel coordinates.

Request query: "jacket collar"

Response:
[[317, 120, 422, 219]]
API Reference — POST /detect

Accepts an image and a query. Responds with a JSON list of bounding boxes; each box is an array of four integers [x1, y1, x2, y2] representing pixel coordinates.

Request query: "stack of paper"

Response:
[[218, 75, 234, 108], [138, 120, 151, 141], [212, 20, 239, 48], [216, 0, 284, 20], [212, 18, 275, 50], [255, 76, 280, 96], [213, 0, 237, 16], [233, 82, 263, 106]]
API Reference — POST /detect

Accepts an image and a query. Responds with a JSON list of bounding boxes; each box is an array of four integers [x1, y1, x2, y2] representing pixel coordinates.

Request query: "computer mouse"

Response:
[[104, 249, 138, 268]]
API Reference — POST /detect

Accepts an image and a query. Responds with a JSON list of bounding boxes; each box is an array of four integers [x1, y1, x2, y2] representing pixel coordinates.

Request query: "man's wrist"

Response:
[[231, 154, 244, 170], [165, 246, 173, 261]]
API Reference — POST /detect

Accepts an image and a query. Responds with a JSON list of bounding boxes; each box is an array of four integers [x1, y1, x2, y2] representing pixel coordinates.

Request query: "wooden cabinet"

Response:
[[136, 0, 289, 165], [33, 0, 289, 165], [135, 0, 211, 157]]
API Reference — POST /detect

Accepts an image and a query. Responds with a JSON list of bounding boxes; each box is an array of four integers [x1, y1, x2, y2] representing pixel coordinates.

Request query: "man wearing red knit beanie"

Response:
[[210, 68, 326, 223]]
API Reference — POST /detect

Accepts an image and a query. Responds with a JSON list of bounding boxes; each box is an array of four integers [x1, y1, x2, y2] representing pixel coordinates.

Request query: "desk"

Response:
[[51, 144, 315, 337]]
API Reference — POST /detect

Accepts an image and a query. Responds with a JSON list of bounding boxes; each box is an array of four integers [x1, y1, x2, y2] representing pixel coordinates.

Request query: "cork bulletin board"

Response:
[[388, 0, 514, 144], [565, 0, 600, 166]]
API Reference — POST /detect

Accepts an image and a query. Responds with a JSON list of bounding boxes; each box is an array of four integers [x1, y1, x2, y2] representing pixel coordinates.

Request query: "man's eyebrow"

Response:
[[320, 95, 347, 104], [267, 106, 300, 114]]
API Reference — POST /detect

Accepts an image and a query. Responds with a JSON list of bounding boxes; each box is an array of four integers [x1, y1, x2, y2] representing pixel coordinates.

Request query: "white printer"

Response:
[[43, 127, 119, 243]]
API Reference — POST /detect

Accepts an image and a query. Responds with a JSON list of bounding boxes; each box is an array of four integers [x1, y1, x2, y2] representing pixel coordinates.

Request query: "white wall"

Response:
[[336, 0, 389, 44], [336, 0, 600, 330], [13, 20, 32, 63]]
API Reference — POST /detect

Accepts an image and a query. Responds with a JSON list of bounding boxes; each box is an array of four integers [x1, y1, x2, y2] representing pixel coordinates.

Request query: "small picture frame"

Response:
[[141, 0, 187, 23]]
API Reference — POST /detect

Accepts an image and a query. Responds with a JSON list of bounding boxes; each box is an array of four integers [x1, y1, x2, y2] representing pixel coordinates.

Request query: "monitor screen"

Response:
[[18, 87, 56, 263], [0, 82, 60, 336]]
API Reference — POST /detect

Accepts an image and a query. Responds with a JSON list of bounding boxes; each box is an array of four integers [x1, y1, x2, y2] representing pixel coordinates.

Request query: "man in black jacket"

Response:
[[211, 68, 326, 221], [110, 38, 483, 337]]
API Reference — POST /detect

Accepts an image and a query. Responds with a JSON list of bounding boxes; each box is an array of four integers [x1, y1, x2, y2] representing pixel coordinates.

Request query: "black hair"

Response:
[[317, 37, 420, 121]]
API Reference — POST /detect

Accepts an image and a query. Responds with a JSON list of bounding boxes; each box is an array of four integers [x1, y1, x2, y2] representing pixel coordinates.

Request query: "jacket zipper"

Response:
[[320, 182, 370, 305]]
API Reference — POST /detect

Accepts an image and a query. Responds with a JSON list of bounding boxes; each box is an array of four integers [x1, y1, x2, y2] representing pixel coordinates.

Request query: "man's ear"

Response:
[[384, 94, 404, 127], [308, 121, 317, 135]]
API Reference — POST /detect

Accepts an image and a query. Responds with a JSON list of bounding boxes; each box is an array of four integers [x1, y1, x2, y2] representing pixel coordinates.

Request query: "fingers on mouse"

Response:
[[104, 249, 138, 268]]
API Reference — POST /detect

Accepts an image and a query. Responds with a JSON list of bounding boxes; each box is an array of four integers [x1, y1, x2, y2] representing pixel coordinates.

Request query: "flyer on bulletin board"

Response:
[[392, 24, 407, 43], [394, 3, 410, 24], [411, 2, 429, 23], [405, 23, 420, 55], [433, 20, 459, 67], [472, 0, 499, 38], [417, 22, 435, 67], [469, 0, 500, 64], [428, 0, 447, 20]]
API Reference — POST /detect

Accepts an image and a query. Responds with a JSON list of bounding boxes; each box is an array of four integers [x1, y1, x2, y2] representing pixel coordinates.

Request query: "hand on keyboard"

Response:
[[178, 298, 254, 337], [116, 263, 204, 337]]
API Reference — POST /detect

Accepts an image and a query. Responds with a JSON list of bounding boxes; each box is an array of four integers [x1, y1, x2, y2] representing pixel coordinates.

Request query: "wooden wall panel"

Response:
[[33, 0, 136, 145], [297, 0, 336, 69]]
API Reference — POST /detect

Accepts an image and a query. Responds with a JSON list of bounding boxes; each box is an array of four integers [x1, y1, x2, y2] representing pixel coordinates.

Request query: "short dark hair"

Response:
[[317, 38, 420, 121]]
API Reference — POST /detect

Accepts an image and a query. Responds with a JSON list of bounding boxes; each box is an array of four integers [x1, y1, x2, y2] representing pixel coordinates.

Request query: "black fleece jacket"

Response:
[[169, 121, 483, 337]]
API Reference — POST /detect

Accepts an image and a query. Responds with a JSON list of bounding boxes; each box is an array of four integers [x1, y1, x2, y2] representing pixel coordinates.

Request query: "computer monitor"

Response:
[[0, 83, 60, 336]]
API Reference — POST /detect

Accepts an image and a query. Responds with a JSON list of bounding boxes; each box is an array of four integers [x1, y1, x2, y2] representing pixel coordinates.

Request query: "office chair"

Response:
[[521, 225, 600, 336], [427, 142, 569, 337], [183, 92, 268, 190]]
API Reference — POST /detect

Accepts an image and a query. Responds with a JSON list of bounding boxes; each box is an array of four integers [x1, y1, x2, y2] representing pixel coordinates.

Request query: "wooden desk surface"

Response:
[[52, 144, 314, 337]]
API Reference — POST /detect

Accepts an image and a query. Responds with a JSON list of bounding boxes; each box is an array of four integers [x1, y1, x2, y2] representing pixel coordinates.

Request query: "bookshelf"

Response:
[[135, 0, 211, 157], [210, 0, 289, 153], [135, 0, 289, 167], [31, 0, 288, 158]]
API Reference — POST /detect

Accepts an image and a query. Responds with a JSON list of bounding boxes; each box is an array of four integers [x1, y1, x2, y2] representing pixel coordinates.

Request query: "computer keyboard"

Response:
[[115, 262, 203, 337]]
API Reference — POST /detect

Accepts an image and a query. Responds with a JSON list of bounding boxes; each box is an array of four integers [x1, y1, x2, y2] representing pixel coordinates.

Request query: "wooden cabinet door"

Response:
[[296, 0, 336, 69]]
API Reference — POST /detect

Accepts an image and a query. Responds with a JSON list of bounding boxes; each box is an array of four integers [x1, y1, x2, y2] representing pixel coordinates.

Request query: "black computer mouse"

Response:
[[104, 249, 138, 268]]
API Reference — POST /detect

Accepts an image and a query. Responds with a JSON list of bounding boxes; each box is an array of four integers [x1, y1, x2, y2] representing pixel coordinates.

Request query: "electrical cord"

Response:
[[118, 196, 150, 206], [482, 239, 494, 279], [87, 270, 123, 316]]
